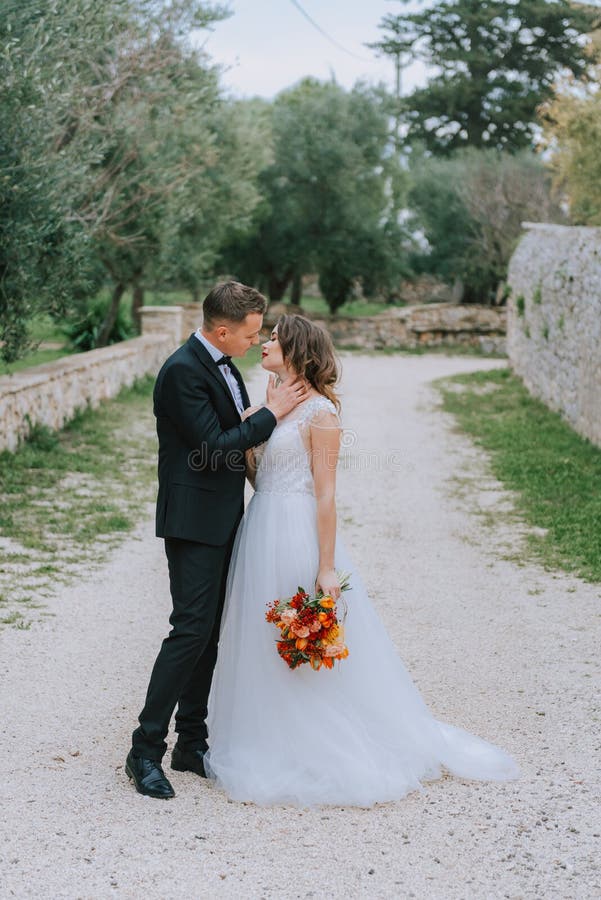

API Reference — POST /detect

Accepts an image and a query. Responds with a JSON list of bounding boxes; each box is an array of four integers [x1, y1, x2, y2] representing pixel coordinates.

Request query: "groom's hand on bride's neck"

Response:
[[265, 375, 309, 421]]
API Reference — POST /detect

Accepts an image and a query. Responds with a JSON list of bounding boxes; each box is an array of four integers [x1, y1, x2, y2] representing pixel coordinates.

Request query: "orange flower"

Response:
[[295, 637, 309, 651], [320, 597, 335, 609]]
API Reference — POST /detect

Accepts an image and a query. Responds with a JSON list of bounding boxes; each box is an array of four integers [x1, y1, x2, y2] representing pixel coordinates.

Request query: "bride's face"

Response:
[[261, 327, 291, 376]]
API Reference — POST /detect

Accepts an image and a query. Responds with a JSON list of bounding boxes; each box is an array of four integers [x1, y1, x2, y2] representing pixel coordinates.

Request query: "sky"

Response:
[[195, 0, 429, 100]]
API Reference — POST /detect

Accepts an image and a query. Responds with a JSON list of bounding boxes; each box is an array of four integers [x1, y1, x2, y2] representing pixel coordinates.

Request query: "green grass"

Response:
[[0, 313, 73, 375], [298, 295, 391, 318], [28, 313, 66, 344], [438, 368, 601, 582], [0, 376, 157, 627], [0, 611, 31, 629], [0, 376, 155, 540], [0, 346, 75, 375], [0, 315, 73, 375]]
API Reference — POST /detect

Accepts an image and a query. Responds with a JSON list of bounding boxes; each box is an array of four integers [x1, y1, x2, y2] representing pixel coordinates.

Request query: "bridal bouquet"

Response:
[[265, 573, 351, 671]]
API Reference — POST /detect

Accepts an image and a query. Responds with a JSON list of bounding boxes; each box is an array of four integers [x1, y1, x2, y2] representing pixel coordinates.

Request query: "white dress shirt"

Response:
[[194, 330, 244, 415]]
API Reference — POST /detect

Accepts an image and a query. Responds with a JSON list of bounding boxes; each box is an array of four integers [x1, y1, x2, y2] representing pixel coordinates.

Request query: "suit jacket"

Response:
[[154, 334, 276, 545]]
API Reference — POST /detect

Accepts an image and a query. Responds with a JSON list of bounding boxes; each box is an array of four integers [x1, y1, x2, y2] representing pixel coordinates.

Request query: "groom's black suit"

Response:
[[132, 335, 276, 761]]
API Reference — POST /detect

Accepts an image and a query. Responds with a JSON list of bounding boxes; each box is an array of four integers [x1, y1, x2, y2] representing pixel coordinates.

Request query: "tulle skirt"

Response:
[[205, 490, 519, 807]]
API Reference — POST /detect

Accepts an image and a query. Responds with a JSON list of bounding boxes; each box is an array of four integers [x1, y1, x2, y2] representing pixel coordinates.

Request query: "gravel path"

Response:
[[2, 353, 600, 899]]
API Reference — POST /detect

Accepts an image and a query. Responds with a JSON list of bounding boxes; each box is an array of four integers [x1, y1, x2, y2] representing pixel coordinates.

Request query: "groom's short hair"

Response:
[[203, 281, 267, 329]]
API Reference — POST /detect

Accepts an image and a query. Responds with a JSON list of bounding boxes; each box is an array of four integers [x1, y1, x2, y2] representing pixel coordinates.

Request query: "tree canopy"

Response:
[[0, 0, 261, 359], [408, 148, 564, 301], [375, 0, 600, 154], [2, 0, 589, 361], [220, 79, 407, 313], [541, 49, 601, 224]]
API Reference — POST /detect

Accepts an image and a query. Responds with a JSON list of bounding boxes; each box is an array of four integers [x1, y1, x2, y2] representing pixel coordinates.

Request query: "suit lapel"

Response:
[[186, 335, 242, 416], [228, 360, 250, 409]]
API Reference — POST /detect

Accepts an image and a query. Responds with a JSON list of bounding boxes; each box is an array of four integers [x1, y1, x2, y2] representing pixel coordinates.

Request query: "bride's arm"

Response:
[[310, 413, 342, 600]]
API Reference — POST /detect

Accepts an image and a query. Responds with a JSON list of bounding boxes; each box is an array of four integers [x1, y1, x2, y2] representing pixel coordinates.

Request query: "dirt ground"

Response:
[[2, 353, 600, 899]]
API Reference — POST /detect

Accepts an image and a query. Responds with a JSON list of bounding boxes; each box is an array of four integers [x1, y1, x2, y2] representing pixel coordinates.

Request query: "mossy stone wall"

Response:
[[507, 223, 601, 447]]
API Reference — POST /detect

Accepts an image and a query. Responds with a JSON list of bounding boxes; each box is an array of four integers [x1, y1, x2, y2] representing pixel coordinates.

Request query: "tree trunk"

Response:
[[132, 283, 144, 333], [268, 271, 292, 301], [191, 287, 200, 303], [451, 277, 465, 304], [290, 272, 302, 306], [97, 282, 125, 348]]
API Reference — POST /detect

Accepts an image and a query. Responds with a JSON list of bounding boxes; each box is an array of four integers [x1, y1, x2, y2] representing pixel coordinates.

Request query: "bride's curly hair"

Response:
[[276, 314, 341, 413]]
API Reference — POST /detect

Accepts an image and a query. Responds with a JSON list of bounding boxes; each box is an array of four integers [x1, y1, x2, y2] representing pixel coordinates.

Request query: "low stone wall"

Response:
[[300, 304, 506, 353], [0, 299, 506, 453], [179, 303, 203, 339], [507, 223, 601, 448], [0, 307, 182, 453], [179, 300, 506, 351]]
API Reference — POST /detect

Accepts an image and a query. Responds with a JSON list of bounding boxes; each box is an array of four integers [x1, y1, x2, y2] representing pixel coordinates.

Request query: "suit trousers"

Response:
[[132, 531, 236, 761]]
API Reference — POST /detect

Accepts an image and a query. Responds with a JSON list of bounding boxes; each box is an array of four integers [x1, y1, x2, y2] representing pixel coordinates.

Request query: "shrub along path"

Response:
[[1, 354, 599, 898]]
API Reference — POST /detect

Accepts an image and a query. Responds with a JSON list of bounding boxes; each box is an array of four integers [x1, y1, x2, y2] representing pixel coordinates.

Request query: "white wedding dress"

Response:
[[204, 396, 519, 807]]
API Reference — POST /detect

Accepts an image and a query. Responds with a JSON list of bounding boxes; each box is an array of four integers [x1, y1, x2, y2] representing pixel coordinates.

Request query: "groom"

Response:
[[126, 281, 306, 798]]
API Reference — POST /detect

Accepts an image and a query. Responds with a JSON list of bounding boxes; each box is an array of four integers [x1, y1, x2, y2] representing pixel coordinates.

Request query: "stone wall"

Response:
[[267, 302, 506, 353], [0, 299, 507, 453], [178, 300, 506, 351], [507, 223, 601, 448], [0, 307, 182, 453], [180, 303, 203, 339]]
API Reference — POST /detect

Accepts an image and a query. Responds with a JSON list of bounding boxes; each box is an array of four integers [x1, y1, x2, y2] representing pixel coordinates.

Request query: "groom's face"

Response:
[[218, 312, 263, 357]]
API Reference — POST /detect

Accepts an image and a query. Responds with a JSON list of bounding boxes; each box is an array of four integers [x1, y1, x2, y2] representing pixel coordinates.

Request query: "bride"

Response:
[[204, 314, 519, 806]]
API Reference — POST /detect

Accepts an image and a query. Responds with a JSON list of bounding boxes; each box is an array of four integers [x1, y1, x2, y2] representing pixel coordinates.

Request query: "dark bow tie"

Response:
[[215, 354, 232, 367]]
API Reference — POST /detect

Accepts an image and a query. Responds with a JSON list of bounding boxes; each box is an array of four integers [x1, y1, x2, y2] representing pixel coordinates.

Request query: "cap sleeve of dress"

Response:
[[297, 396, 342, 431]]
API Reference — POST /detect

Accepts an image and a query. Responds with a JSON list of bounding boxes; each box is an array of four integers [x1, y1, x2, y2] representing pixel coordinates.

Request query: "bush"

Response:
[[63, 296, 134, 351]]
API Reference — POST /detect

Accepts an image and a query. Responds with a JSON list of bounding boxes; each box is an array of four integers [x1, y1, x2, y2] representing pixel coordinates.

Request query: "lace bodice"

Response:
[[254, 395, 339, 496]]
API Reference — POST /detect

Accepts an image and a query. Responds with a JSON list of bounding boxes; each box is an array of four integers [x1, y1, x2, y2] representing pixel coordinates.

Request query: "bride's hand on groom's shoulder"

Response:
[[265, 374, 309, 421], [316, 568, 341, 600], [241, 405, 260, 421]]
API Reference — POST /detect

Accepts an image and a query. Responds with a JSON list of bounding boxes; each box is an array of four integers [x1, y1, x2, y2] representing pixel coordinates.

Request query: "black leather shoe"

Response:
[[170, 744, 207, 778], [125, 750, 175, 799]]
